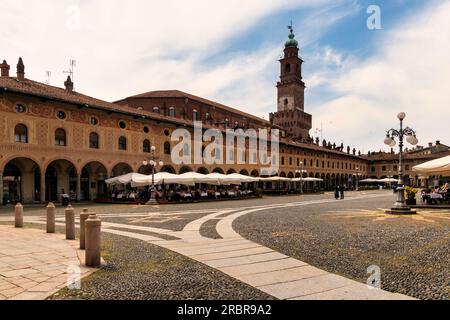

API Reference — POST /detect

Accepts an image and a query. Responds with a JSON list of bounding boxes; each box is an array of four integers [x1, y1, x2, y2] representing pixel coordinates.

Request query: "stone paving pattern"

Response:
[[2, 191, 446, 300], [0, 225, 97, 300], [234, 198, 450, 300]]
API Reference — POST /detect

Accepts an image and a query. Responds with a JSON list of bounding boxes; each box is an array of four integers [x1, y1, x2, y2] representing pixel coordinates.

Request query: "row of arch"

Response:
[[1, 155, 368, 204]]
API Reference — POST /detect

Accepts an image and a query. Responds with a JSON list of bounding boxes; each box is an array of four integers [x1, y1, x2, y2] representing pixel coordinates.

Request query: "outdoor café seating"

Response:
[[104, 172, 324, 204]]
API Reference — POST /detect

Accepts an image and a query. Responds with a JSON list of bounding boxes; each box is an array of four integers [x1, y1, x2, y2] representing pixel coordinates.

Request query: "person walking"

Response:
[[340, 185, 345, 200], [334, 185, 340, 200]]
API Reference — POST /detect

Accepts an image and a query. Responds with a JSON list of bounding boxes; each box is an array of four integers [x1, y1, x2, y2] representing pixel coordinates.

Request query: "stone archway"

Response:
[[2, 157, 41, 204], [160, 165, 176, 174], [250, 169, 259, 177], [111, 163, 133, 177], [212, 168, 224, 174], [239, 169, 249, 176], [81, 161, 108, 201], [138, 165, 152, 175], [325, 173, 331, 191], [226, 169, 236, 174], [197, 167, 209, 174], [179, 166, 193, 174], [45, 159, 77, 203]]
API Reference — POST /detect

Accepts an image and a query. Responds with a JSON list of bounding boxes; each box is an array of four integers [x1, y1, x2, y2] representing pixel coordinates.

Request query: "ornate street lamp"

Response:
[[142, 146, 164, 205], [296, 165, 307, 194], [354, 166, 361, 191], [384, 112, 418, 214]]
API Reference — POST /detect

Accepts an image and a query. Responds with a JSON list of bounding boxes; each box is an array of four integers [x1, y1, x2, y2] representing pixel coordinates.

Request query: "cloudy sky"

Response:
[[1, 0, 449, 152]]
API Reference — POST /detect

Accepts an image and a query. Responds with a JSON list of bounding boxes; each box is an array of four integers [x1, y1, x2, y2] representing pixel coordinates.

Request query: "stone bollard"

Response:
[[65, 205, 76, 240], [85, 214, 102, 267], [46, 202, 56, 233], [79, 209, 91, 250], [14, 203, 23, 228]]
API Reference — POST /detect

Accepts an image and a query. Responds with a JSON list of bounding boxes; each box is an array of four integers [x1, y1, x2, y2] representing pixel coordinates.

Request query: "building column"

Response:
[[20, 174, 25, 203], [76, 173, 81, 202], [0, 171, 3, 205], [40, 172, 46, 203]]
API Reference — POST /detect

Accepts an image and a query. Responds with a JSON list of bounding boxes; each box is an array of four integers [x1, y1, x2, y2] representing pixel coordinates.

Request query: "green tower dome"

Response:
[[285, 28, 298, 48]]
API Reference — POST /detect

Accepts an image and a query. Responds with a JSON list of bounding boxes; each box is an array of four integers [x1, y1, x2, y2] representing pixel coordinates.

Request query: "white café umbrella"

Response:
[[206, 173, 242, 185], [226, 173, 259, 183], [131, 172, 195, 187], [301, 177, 323, 182], [413, 155, 450, 176], [178, 172, 219, 185], [105, 173, 149, 186], [291, 177, 324, 182], [378, 178, 397, 183], [259, 176, 292, 182]]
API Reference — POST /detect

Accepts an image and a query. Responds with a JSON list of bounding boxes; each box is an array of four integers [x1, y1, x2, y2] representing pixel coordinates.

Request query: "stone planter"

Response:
[[406, 198, 417, 206]]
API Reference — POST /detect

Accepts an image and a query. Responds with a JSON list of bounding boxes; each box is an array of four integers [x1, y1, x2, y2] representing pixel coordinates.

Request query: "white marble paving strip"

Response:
[[174, 243, 261, 256], [218, 258, 307, 277], [256, 274, 353, 299], [205, 252, 288, 268], [233, 265, 328, 287], [190, 246, 273, 261]]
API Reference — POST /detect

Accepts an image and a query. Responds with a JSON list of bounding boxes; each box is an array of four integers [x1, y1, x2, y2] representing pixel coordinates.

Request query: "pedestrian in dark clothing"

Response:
[[340, 185, 345, 199], [334, 186, 340, 200]]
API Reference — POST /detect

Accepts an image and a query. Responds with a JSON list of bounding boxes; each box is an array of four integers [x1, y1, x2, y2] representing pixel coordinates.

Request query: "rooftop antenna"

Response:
[[45, 71, 51, 85], [63, 59, 76, 82]]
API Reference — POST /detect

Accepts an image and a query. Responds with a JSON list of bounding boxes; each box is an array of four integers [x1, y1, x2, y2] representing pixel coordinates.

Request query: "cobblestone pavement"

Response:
[[0, 225, 98, 300], [1, 190, 424, 300], [234, 199, 450, 300]]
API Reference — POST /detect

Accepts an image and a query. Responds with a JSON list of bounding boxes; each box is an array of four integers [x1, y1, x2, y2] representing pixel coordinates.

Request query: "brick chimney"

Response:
[[428, 142, 433, 148], [436, 140, 441, 145], [64, 76, 74, 92], [16, 57, 25, 81], [0, 60, 10, 77]]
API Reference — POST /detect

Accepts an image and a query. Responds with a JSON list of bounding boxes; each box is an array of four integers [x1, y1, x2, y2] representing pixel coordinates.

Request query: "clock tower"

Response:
[[270, 25, 312, 141]]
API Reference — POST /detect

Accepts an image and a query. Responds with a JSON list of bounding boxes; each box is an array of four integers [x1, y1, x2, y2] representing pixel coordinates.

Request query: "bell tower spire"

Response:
[[270, 24, 312, 142], [277, 24, 305, 111]]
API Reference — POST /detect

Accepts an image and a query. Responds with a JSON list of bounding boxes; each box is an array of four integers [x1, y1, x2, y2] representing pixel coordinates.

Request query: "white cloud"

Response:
[[5, 0, 443, 156], [311, 1, 450, 152], [0, 0, 322, 93]]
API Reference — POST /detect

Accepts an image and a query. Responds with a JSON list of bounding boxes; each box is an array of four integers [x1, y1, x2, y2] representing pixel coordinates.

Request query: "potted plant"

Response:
[[405, 186, 418, 205]]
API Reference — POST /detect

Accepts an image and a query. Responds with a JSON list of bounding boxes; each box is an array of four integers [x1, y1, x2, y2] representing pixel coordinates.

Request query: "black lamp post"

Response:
[[354, 166, 361, 191], [142, 146, 163, 205], [296, 165, 307, 194], [384, 112, 418, 214]]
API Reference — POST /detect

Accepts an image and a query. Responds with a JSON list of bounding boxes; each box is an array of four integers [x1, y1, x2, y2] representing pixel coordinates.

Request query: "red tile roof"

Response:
[[0, 76, 120, 111], [119, 89, 272, 125], [0, 76, 362, 157], [0, 76, 198, 126]]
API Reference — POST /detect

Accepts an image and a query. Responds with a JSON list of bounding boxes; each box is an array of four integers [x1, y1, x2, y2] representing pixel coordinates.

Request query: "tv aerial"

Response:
[[63, 59, 76, 82]]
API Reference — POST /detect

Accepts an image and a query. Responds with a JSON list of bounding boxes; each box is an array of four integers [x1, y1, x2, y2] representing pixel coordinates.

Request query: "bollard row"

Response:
[[15, 203, 101, 268]]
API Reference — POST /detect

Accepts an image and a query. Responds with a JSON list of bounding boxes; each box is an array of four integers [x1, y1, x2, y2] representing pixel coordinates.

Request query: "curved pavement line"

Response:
[[212, 194, 416, 300], [105, 194, 414, 300], [14, 193, 415, 300]]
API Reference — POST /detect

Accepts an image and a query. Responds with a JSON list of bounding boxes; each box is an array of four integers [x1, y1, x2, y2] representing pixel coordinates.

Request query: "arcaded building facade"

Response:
[[0, 29, 444, 204]]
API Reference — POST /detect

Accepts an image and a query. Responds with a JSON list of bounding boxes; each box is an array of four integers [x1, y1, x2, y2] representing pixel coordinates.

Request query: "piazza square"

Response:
[[0, 0, 449, 311]]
